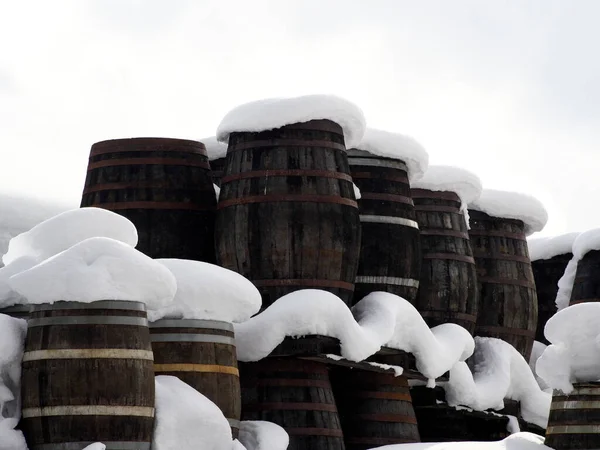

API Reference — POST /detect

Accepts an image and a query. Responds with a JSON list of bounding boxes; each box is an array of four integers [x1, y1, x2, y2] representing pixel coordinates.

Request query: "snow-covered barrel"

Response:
[[468, 190, 547, 360], [150, 319, 242, 438], [201, 136, 228, 187], [347, 129, 428, 304], [20, 301, 156, 449], [411, 166, 481, 333], [546, 382, 600, 449], [215, 96, 365, 307], [528, 233, 578, 343], [331, 369, 420, 449], [80, 137, 216, 261]]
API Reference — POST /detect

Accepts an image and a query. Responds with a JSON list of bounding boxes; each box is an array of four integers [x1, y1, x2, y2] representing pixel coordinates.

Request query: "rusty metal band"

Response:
[[477, 276, 535, 288], [468, 229, 526, 241], [546, 425, 600, 434], [473, 252, 531, 263], [150, 319, 233, 330], [255, 379, 331, 388], [360, 215, 419, 229], [355, 276, 419, 288], [346, 437, 418, 445], [350, 171, 410, 184], [27, 316, 148, 327], [87, 201, 214, 211], [90, 139, 206, 157], [220, 169, 353, 184], [414, 204, 461, 214], [354, 413, 418, 424], [243, 402, 338, 412], [570, 299, 600, 305], [284, 428, 344, 437], [348, 157, 408, 171], [359, 192, 414, 205], [284, 120, 343, 133], [82, 181, 214, 195], [150, 334, 235, 345], [154, 364, 239, 376], [419, 311, 478, 322], [411, 189, 461, 202], [476, 326, 536, 338], [253, 278, 354, 290], [346, 391, 413, 402], [22, 349, 154, 361], [419, 229, 470, 239], [422, 253, 476, 264], [551, 400, 600, 410], [22, 405, 155, 418], [87, 158, 210, 171], [227, 139, 346, 153], [347, 148, 375, 158], [217, 194, 357, 209]]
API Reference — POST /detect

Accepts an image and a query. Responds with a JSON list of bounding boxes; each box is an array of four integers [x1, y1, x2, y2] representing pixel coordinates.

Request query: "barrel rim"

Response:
[[150, 318, 233, 331], [32, 300, 146, 312], [90, 137, 207, 156]]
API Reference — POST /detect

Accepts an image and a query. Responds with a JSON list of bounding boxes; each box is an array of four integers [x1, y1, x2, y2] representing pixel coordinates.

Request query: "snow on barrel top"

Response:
[[412, 165, 482, 205], [468, 189, 548, 236], [527, 232, 579, 261], [149, 259, 261, 323], [216, 94, 367, 149], [2, 207, 138, 266], [8, 237, 176, 309], [353, 128, 429, 181], [200, 136, 228, 160]]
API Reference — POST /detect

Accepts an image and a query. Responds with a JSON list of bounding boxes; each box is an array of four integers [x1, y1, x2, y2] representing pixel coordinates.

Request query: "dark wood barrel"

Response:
[[240, 358, 345, 450], [546, 382, 600, 449], [216, 120, 361, 308], [21, 300, 155, 450], [80, 137, 216, 262], [210, 157, 227, 187], [150, 319, 241, 438], [330, 368, 419, 449], [469, 210, 538, 360], [0, 303, 31, 320], [412, 189, 478, 334], [347, 149, 421, 304], [531, 253, 572, 343], [570, 249, 600, 306]]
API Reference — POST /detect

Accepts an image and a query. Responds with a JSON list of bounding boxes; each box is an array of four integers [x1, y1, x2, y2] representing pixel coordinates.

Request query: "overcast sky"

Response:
[[1, 0, 599, 237]]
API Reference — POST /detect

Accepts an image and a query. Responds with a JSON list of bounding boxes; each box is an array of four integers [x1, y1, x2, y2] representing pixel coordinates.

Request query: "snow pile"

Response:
[[529, 341, 550, 391], [0, 315, 28, 450], [412, 165, 482, 205], [201, 136, 228, 160], [8, 237, 176, 308], [0, 256, 37, 307], [150, 259, 261, 323], [354, 128, 429, 181], [468, 189, 548, 236], [371, 432, 550, 449], [445, 337, 551, 429], [238, 421, 289, 450], [527, 232, 579, 261], [216, 95, 366, 149], [153, 375, 232, 450], [235, 290, 474, 385], [537, 302, 600, 393]]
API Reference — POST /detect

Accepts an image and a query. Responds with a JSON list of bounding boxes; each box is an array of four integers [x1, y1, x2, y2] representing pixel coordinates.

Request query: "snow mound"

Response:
[[527, 232, 579, 261], [202, 136, 228, 160], [234, 290, 474, 385], [445, 337, 551, 429], [153, 375, 232, 450], [3, 207, 138, 266], [372, 432, 550, 449], [216, 95, 366, 149], [150, 259, 261, 323], [8, 237, 176, 308], [537, 302, 600, 393], [529, 341, 550, 391], [572, 227, 600, 259], [238, 421, 289, 450], [468, 189, 548, 236], [412, 165, 482, 205], [0, 256, 37, 307], [354, 128, 429, 181]]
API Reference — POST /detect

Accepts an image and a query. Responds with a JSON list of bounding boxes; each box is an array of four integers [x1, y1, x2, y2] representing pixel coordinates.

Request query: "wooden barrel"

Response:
[[531, 253, 572, 343], [216, 119, 361, 308], [569, 249, 600, 306], [240, 358, 345, 450], [546, 382, 600, 449], [80, 137, 216, 262], [469, 210, 538, 360], [412, 189, 478, 333], [21, 300, 155, 450], [150, 319, 241, 438], [0, 303, 31, 320], [330, 368, 420, 449], [347, 149, 421, 304], [210, 157, 227, 187]]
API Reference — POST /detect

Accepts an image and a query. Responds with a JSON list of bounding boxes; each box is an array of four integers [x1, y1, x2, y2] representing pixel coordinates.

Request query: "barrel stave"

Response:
[[570, 249, 600, 305]]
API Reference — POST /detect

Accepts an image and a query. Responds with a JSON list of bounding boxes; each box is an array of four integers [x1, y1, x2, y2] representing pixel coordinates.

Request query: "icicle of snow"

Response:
[[238, 421, 289, 450]]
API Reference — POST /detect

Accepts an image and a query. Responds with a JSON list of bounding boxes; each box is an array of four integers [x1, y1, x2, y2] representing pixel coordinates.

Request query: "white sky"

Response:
[[1, 0, 599, 237]]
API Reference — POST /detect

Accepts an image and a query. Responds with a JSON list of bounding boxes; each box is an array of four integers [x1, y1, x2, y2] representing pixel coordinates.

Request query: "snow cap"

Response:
[[353, 128, 429, 181], [527, 232, 579, 261], [411, 165, 482, 204], [573, 228, 600, 260], [200, 136, 228, 160], [468, 189, 548, 236], [216, 94, 366, 148]]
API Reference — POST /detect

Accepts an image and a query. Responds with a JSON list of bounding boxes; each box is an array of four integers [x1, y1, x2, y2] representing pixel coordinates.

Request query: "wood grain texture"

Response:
[[215, 120, 361, 308], [469, 210, 538, 360], [80, 137, 216, 262], [570, 249, 600, 308], [209, 157, 226, 187]]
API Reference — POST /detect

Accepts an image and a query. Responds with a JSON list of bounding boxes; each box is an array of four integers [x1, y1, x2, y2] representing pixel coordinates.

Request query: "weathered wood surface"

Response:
[[80, 137, 216, 262], [531, 253, 572, 343], [546, 382, 600, 450], [570, 249, 600, 307], [331, 368, 420, 449], [413, 189, 479, 334], [216, 120, 361, 308], [347, 149, 421, 304], [240, 358, 345, 450], [0, 303, 31, 320], [21, 300, 155, 450], [210, 157, 227, 187], [469, 210, 538, 360], [150, 319, 241, 438]]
